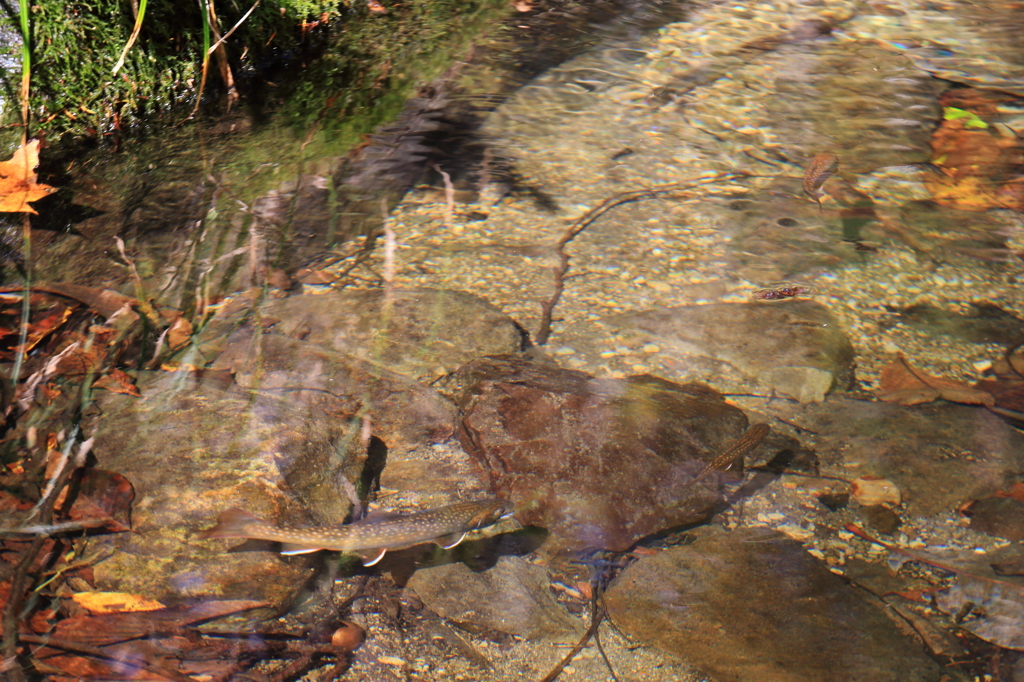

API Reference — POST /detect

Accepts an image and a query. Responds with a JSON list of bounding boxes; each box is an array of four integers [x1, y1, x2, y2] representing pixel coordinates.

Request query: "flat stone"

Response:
[[608, 300, 855, 403], [604, 526, 943, 682], [85, 372, 360, 611], [212, 332, 458, 456], [764, 41, 943, 174], [772, 397, 1024, 516], [406, 556, 583, 642], [248, 289, 525, 381], [453, 356, 752, 555]]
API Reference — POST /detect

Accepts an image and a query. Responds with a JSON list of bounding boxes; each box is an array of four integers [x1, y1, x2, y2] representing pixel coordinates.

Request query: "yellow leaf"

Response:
[[70, 591, 166, 614], [0, 140, 57, 214]]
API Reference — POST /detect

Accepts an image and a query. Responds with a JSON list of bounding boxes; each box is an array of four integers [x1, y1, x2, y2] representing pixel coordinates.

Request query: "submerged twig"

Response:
[[538, 603, 606, 682], [540, 551, 630, 682], [1, 431, 89, 679], [534, 173, 741, 344]]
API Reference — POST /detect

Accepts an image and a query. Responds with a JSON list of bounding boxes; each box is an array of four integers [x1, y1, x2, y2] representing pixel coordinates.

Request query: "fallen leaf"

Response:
[[999, 483, 1024, 504], [876, 354, 995, 406], [50, 600, 268, 647], [0, 140, 58, 213], [66, 468, 135, 533], [924, 92, 1024, 211], [70, 592, 165, 614], [92, 369, 140, 397], [12, 301, 74, 353], [166, 315, 192, 351]]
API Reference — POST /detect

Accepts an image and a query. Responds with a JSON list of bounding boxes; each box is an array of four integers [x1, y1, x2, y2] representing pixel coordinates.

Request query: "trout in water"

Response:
[[198, 498, 515, 566]]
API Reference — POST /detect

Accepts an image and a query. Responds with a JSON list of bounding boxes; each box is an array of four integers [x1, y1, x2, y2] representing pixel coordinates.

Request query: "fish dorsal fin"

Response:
[[358, 548, 387, 566], [280, 544, 321, 555], [435, 532, 467, 550]]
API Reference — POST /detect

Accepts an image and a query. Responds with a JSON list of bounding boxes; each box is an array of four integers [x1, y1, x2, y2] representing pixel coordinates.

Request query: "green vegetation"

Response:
[[0, 0, 504, 143]]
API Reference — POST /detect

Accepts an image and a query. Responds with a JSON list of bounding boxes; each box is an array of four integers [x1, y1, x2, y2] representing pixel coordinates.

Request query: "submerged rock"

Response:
[[86, 372, 361, 610], [453, 356, 751, 555], [763, 41, 943, 174], [212, 332, 458, 456], [197, 287, 526, 454], [769, 397, 1024, 516], [604, 526, 943, 682], [406, 556, 583, 642], [608, 299, 855, 403], [849, 0, 1024, 96], [233, 288, 525, 382]]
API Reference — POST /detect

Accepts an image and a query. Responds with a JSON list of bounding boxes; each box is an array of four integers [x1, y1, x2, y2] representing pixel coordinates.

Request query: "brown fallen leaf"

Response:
[[165, 315, 192, 351], [0, 140, 58, 213], [924, 91, 1023, 212], [876, 354, 995, 406], [92, 368, 141, 397], [66, 468, 135, 533], [49, 600, 268, 647]]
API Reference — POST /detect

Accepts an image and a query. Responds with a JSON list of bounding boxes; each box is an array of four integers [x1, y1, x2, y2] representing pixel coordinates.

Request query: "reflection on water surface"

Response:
[[3, 0, 1024, 680]]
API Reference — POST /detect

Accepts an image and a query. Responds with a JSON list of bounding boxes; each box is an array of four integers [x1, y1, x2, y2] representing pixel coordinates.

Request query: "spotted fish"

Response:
[[198, 498, 515, 566], [692, 423, 771, 484], [803, 152, 839, 214]]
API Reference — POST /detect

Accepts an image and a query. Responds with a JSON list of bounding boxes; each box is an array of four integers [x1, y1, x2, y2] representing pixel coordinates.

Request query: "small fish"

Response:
[[693, 423, 771, 483], [198, 499, 515, 566], [803, 152, 839, 214]]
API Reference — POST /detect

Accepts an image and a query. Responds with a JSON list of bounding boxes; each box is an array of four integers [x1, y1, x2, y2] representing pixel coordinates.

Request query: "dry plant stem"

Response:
[[207, 0, 261, 55], [380, 197, 397, 308], [432, 163, 456, 226], [1, 535, 45, 682], [1, 437, 86, 679], [534, 174, 740, 344], [206, 0, 238, 107], [18, 0, 30, 146], [19, 635, 200, 682]]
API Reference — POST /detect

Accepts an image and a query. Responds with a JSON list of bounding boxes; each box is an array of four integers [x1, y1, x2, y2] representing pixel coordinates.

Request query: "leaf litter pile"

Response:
[[0, 141, 364, 681]]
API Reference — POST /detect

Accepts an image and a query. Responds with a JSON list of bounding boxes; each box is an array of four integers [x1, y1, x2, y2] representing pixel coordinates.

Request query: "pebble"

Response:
[[378, 656, 407, 666], [641, 343, 661, 353]]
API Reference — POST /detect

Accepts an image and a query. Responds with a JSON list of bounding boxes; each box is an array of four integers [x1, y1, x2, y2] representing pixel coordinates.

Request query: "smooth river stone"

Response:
[[453, 355, 751, 555], [604, 526, 943, 682], [406, 555, 583, 642], [85, 371, 360, 612], [763, 40, 943, 173], [609, 299, 855, 403]]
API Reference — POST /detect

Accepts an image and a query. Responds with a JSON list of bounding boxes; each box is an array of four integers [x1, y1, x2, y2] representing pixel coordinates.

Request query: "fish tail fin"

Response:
[[197, 507, 262, 539]]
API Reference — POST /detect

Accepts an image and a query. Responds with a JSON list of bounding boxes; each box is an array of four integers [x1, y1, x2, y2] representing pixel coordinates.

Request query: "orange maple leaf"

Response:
[[0, 140, 57, 213]]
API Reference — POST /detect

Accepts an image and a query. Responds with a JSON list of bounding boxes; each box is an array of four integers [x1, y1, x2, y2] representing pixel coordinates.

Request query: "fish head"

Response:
[[467, 499, 516, 529]]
